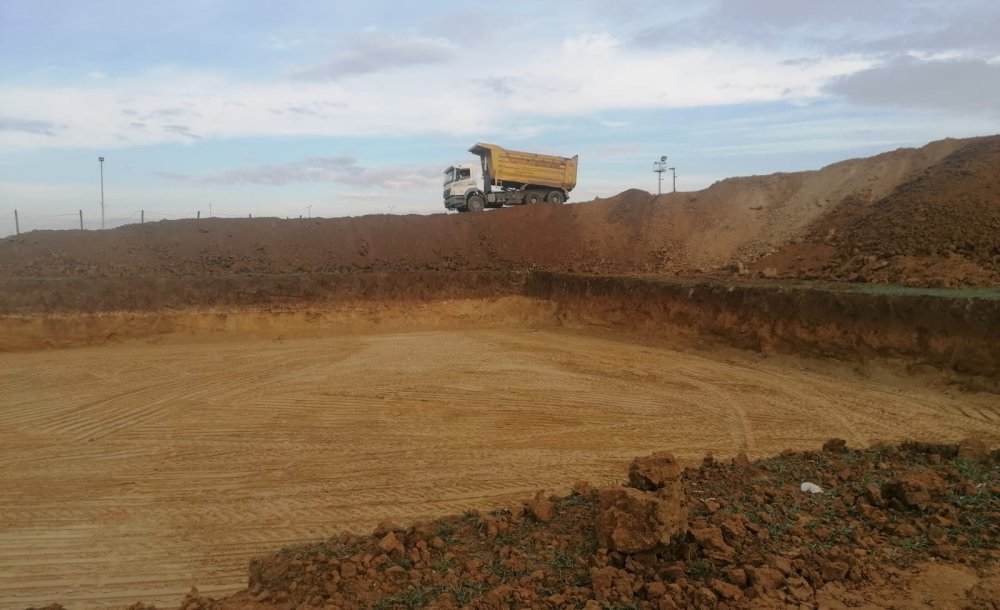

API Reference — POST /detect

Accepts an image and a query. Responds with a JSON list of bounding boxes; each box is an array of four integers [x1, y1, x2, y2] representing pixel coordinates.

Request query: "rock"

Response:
[[771, 556, 794, 576], [582, 601, 602, 610], [732, 452, 751, 468], [881, 469, 948, 510], [689, 526, 736, 564], [589, 566, 634, 600], [629, 451, 684, 490], [786, 576, 814, 602], [957, 438, 989, 463], [821, 560, 849, 582], [863, 485, 884, 507], [747, 566, 785, 589], [694, 587, 718, 607], [822, 438, 848, 453], [373, 520, 403, 536], [377, 532, 404, 555], [525, 490, 554, 522], [573, 480, 598, 498], [711, 578, 742, 599], [724, 567, 748, 588], [646, 581, 667, 598], [596, 485, 688, 553]]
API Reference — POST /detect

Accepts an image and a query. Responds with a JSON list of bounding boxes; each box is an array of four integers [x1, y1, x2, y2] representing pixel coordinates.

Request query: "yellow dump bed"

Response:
[[469, 143, 578, 192]]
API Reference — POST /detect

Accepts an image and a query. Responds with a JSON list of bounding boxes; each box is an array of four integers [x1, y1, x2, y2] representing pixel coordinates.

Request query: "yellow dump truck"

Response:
[[443, 143, 579, 212]]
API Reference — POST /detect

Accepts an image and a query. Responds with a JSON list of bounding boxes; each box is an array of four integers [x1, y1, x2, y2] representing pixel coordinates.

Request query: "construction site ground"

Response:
[[3, 318, 997, 609], [2, 135, 999, 610]]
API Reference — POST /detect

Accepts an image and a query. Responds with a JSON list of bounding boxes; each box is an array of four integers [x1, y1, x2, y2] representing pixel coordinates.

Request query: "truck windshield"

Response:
[[444, 167, 471, 184]]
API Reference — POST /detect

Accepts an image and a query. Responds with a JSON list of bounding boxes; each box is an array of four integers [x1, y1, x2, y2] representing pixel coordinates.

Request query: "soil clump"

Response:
[[39, 440, 996, 610]]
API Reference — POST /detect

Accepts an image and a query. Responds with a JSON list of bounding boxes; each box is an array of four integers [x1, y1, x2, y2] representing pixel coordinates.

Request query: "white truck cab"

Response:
[[443, 163, 484, 212]]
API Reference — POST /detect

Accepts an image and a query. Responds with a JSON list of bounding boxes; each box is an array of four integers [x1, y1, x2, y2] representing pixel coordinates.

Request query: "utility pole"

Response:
[[653, 155, 668, 195], [99, 156, 105, 229], [668, 167, 677, 193], [79, 209, 83, 230], [14, 209, 19, 235]]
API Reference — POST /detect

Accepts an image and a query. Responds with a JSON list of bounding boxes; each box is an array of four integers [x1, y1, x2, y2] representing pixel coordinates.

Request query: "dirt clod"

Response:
[[628, 451, 684, 490], [882, 469, 948, 510]]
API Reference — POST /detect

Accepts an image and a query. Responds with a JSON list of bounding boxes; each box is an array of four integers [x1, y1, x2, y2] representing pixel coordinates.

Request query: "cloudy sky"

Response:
[[1, 0, 998, 235]]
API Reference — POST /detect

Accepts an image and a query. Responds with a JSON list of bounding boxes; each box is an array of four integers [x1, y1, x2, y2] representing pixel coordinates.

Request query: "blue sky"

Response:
[[1, 0, 998, 235]]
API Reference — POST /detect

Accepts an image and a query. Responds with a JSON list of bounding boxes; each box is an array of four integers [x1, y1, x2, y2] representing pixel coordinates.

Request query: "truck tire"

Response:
[[547, 191, 565, 204], [524, 191, 543, 205], [466, 194, 486, 212]]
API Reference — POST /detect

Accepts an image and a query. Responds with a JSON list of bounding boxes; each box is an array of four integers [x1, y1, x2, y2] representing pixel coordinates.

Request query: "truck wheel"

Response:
[[466, 194, 486, 212], [547, 191, 565, 204], [524, 191, 543, 205]]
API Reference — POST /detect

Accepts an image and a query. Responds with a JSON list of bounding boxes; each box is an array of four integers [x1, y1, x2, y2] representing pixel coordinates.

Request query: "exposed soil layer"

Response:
[[525, 272, 1000, 386], [5, 272, 997, 388], [753, 136, 1000, 287], [0, 271, 525, 315], [2, 136, 997, 287], [5, 329, 998, 610], [36, 440, 998, 610]]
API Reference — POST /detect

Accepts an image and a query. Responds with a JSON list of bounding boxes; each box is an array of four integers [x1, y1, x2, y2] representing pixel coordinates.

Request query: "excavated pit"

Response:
[[2, 271, 999, 609], [3, 135, 1000, 609]]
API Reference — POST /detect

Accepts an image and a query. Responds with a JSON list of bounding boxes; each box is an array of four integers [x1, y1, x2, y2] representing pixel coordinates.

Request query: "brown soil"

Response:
[[4, 325, 998, 609], [750, 136, 1000, 286], [2, 135, 997, 289], [31, 440, 998, 610], [5, 135, 1000, 610]]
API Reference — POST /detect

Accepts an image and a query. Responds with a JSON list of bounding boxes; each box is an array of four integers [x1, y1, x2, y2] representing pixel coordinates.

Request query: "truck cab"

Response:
[[443, 163, 484, 212]]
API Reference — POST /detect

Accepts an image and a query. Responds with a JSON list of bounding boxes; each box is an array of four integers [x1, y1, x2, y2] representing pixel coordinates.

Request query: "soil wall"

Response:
[[525, 272, 1000, 385], [0, 271, 526, 314], [4, 270, 998, 385]]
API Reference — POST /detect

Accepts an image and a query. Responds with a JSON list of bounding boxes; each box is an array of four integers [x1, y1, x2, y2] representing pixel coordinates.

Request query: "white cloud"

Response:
[[0, 34, 874, 150], [156, 156, 441, 190], [294, 33, 456, 80]]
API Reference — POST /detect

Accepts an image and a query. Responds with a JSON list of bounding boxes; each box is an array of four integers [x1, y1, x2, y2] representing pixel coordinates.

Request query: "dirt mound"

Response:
[[2, 136, 994, 288], [751, 136, 1000, 286], [54, 440, 996, 610]]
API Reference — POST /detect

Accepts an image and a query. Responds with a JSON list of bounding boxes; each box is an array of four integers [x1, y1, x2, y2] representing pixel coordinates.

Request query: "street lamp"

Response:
[[668, 167, 677, 193], [653, 155, 668, 195], [98, 156, 105, 229]]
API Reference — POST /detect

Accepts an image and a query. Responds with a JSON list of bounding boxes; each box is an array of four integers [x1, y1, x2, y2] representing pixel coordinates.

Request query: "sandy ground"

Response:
[[2, 329, 998, 609]]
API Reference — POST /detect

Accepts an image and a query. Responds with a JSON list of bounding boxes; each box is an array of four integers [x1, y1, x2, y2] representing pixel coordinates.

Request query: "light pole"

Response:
[[653, 155, 667, 195], [668, 167, 677, 193], [99, 156, 105, 229]]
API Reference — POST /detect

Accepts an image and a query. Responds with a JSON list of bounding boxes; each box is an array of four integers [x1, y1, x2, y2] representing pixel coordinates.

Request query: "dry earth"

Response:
[[2, 324, 998, 609], [2, 135, 999, 610], [2, 135, 997, 287]]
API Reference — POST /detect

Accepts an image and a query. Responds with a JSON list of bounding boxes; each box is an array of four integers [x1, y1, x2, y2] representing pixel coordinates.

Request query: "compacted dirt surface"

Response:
[[2, 135, 999, 610], [4, 328, 998, 609]]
